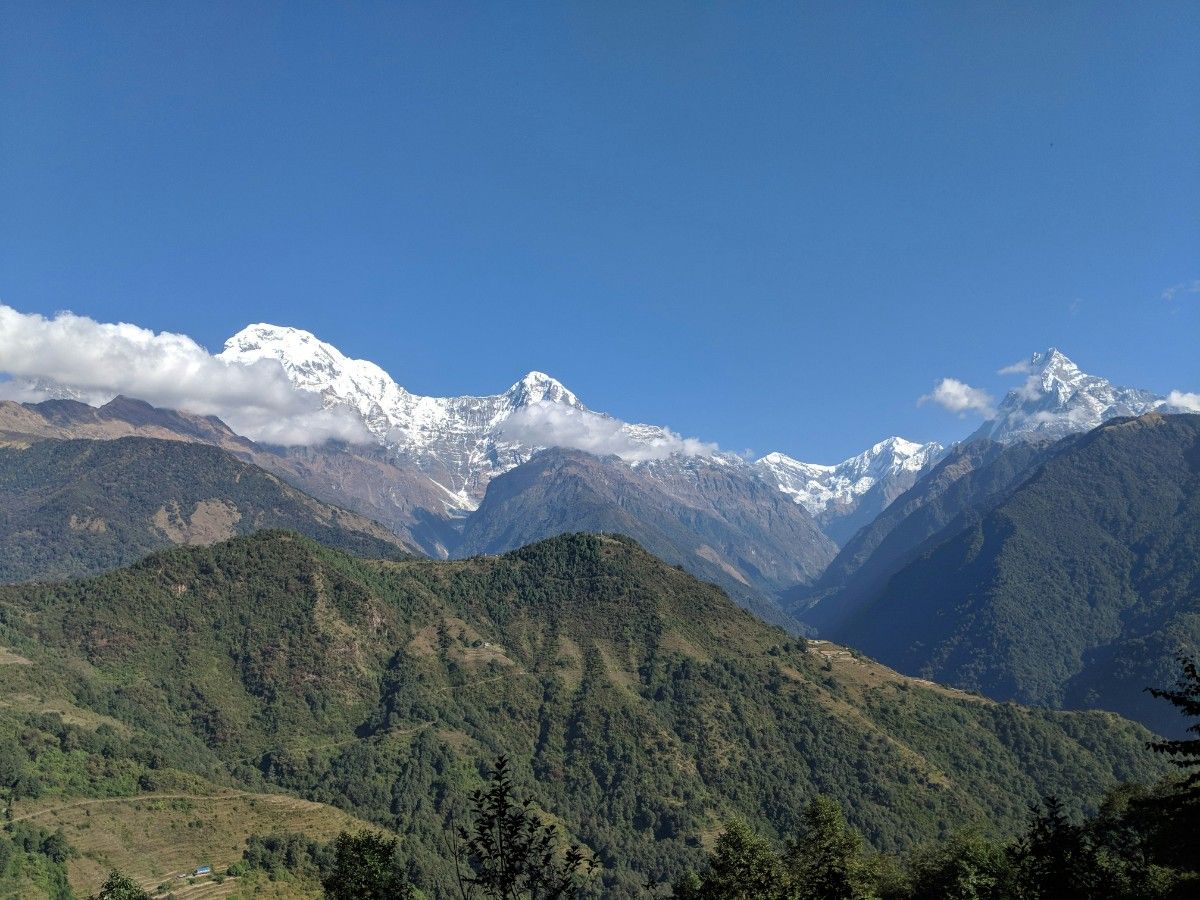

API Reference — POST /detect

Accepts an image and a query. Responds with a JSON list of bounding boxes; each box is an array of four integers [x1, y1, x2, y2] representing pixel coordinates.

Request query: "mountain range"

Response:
[[7, 328, 1189, 628], [216, 324, 946, 538]]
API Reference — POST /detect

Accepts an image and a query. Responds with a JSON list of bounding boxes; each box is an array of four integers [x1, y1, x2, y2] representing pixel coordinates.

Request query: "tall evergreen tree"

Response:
[[1146, 656, 1200, 790], [322, 831, 414, 900], [784, 796, 875, 900], [453, 756, 593, 899], [1007, 797, 1099, 900]]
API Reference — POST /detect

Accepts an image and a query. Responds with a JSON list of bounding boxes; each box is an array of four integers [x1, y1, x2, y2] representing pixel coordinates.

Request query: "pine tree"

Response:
[[453, 755, 593, 899], [784, 796, 875, 900], [322, 831, 414, 900], [1146, 656, 1200, 791], [1007, 797, 1098, 900]]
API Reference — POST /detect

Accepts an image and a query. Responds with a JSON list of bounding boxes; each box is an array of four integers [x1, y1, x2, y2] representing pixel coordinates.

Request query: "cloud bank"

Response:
[[919, 378, 996, 418], [0, 305, 371, 445], [500, 401, 718, 462], [1165, 390, 1200, 413]]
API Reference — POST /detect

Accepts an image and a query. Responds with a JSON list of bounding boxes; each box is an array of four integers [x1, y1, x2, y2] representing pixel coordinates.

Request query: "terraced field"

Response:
[[12, 790, 389, 898]]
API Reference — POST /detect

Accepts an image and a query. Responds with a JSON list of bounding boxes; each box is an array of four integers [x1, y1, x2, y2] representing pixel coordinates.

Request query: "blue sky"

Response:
[[1, 2, 1197, 461]]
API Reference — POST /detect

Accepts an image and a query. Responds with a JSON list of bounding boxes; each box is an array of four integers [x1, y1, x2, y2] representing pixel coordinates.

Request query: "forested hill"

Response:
[[0, 530, 1168, 896], [832, 412, 1200, 736], [0, 436, 417, 582]]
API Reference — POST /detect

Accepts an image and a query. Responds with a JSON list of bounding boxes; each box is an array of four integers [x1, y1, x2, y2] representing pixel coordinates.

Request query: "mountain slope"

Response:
[[832, 413, 1200, 735], [0, 393, 834, 608], [0, 436, 416, 581], [0, 531, 1168, 895], [455, 448, 837, 624], [792, 438, 1051, 631], [0, 394, 462, 556]]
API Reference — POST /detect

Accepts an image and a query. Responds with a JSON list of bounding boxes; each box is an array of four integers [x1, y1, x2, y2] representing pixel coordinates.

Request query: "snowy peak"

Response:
[[504, 371, 583, 409], [755, 437, 944, 517], [220, 324, 399, 395], [974, 348, 1164, 444], [216, 324, 692, 509]]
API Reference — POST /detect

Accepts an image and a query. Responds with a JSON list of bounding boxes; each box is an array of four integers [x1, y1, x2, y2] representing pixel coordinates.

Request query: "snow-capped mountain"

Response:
[[216, 324, 948, 542], [970, 349, 1164, 444], [754, 438, 945, 544], [755, 438, 944, 516], [218, 324, 700, 509]]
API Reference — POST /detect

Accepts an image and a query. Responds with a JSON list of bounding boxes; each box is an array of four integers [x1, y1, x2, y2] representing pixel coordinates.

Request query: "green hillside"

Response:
[[0, 436, 416, 582], [0, 530, 1168, 896], [833, 413, 1200, 735]]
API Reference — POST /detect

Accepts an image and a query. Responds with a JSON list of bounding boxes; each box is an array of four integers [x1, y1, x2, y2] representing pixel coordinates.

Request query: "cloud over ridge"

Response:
[[500, 401, 718, 462], [918, 377, 996, 418], [0, 305, 371, 445]]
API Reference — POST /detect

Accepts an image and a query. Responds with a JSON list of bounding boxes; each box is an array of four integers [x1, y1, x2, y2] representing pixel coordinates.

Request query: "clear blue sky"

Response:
[[2, 2, 1197, 461]]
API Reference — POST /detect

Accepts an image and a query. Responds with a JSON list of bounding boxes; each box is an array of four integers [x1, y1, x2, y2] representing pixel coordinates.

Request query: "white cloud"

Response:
[[918, 378, 996, 418], [1161, 280, 1200, 302], [1165, 390, 1200, 413], [997, 359, 1032, 376], [0, 305, 372, 446], [500, 401, 718, 462]]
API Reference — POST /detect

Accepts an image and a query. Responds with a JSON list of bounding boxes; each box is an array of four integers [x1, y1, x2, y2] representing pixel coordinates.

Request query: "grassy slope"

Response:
[[0, 531, 1170, 897]]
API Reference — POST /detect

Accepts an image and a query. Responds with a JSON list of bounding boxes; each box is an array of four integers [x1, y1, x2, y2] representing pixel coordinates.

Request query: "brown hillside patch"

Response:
[[0, 689, 130, 733], [407, 617, 516, 670], [693, 545, 750, 586], [0, 647, 32, 666], [68, 514, 108, 533], [153, 499, 242, 545], [806, 640, 989, 703]]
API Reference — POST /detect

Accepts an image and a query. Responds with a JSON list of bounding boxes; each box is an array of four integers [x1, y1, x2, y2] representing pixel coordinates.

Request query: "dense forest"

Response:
[[0, 531, 1177, 896], [81, 659, 1200, 899]]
